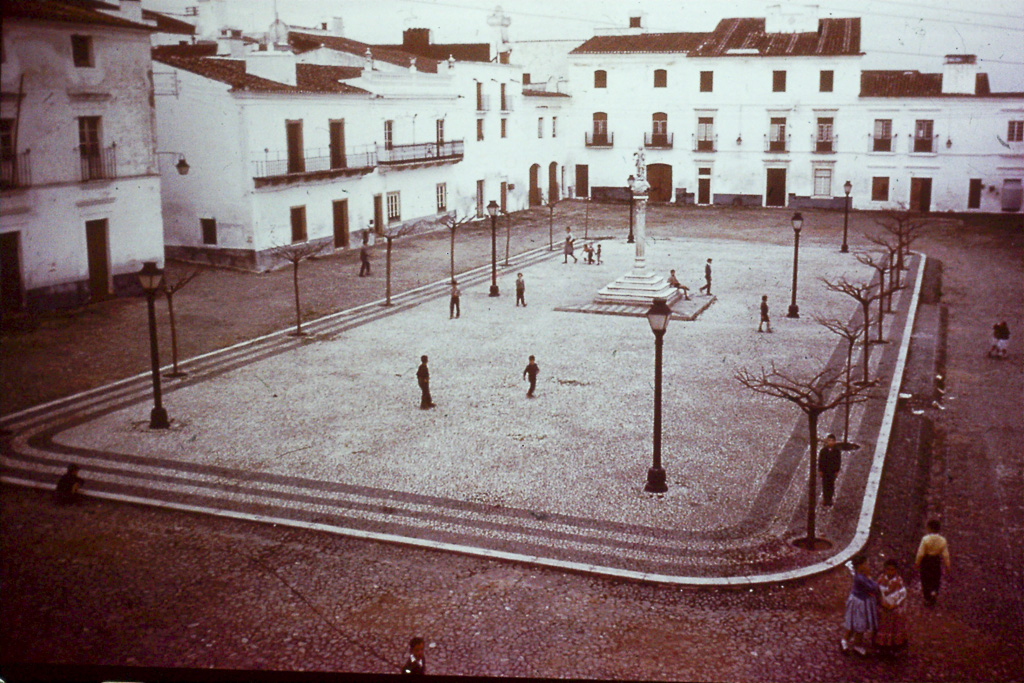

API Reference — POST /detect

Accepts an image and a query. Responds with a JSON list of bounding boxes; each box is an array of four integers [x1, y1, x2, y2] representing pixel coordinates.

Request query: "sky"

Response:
[[147, 0, 1024, 90]]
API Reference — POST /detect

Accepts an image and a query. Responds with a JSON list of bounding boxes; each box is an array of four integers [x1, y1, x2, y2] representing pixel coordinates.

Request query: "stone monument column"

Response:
[[629, 174, 649, 275]]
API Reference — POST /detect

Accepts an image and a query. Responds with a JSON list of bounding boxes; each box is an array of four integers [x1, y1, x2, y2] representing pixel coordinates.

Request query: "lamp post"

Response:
[[138, 261, 170, 429], [487, 200, 500, 297], [626, 175, 636, 243], [644, 297, 672, 493], [841, 180, 851, 253], [787, 212, 803, 319]]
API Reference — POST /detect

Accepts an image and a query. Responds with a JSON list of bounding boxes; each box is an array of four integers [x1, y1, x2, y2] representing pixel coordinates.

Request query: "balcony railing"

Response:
[[764, 134, 790, 153], [80, 144, 116, 181], [378, 140, 464, 165], [585, 131, 614, 147], [911, 134, 938, 153], [645, 132, 673, 149], [692, 134, 716, 152], [812, 134, 838, 153], [0, 151, 31, 189], [253, 145, 377, 180], [870, 134, 896, 153], [476, 95, 490, 112], [500, 98, 513, 112]]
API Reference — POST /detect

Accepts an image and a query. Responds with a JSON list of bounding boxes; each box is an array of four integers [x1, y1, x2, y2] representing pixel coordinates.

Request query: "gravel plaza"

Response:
[[3, 234, 920, 581]]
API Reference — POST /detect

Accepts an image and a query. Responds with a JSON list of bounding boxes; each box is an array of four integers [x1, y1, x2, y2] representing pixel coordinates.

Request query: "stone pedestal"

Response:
[[596, 191, 680, 307]]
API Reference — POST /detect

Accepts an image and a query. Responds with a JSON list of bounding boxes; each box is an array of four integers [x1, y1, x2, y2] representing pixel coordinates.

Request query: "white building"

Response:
[[152, 24, 573, 270], [1, 0, 166, 312], [566, 7, 1023, 213]]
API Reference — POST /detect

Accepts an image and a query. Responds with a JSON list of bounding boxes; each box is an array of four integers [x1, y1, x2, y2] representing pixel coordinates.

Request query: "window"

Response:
[[286, 120, 304, 172], [1009, 120, 1024, 142], [772, 70, 786, 92], [386, 191, 401, 222], [819, 70, 834, 92], [475, 81, 484, 110], [329, 119, 346, 169], [476, 118, 484, 141], [201, 218, 217, 245], [629, 16, 642, 28], [500, 83, 508, 111], [523, 73, 531, 85], [594, 70, 607, 88], [914, 119, 934, 152], [383, 119, 393, 150], [500, 118, 507, 138], [436, 183, 447, 212], [871, 176, 889, 201], [538, 117, 544, 138], [436, 119, 444, 144], [700, 71, 713, 92], [654, 69, 667, 88], [650, 112, 668, 146], [290, 206, 307, 242], [71, 35, 93, 67], [814, 168, 832, 197], [968, 178, 983, 209], [873, 119, 892, 152], [552, 116, 557, 138], [592, 112, 608, 144], [476, 180, 485, 217], [78, 115, 104, 180], [769, 116, 786, 151], [816, 117, 834, 152], [697, 116, 714, 151]]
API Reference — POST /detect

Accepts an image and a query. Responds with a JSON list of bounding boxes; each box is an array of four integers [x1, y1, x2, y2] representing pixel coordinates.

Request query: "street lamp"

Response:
[[841, 180, 852, 253], [156, 151, 190, 175], [626, 175, 637, 243], [487, 200, 500, 297], [787, 212, 803, 319], [138, 261, 170, 429], [644, 297, 672, 493]]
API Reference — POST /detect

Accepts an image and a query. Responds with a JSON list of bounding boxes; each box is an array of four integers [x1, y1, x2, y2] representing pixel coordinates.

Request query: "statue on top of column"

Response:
[[630, 148, 650, 195]]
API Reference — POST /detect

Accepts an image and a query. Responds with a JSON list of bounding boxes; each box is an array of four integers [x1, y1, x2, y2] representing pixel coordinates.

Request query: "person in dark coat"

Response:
[[54, 463, 83, 505], [359, 243, 371, 277], [523, 355, 540, 397], [758, 294, 773, 333], [449, 280, 461, 319], [818, 433, 842, 506], [699, 258, 712, 295], [401, 637, 426, 675], [417, 356, 434, 409], [515, 273, 526, 307]]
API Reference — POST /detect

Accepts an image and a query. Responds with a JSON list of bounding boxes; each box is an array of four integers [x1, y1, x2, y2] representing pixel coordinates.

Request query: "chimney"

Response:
[[118, 0, 143, 23], [245, 49, 296, 85], [364, 48, 374, 71], [403, 28, 431, 51], [942, 54, 979, 94], [331, 17, 344, 36], [765, 4, 819, 33], [217, 28, 245, 58]]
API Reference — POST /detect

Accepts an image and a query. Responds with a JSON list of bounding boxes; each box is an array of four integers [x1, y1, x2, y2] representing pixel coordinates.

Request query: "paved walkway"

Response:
[[1, 237, 922, 583]]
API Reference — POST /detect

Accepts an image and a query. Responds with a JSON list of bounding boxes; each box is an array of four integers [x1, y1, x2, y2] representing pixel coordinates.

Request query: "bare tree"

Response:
[[735, 363, 874, 547], [381, 222, 416, 306], [822, 276, 884, 385], [162, 266, 202, 377], [504, 209, 512, 266], [872, 208, 928, 293], [815, 316, 868, 449], [268, 241, 328, 335], [864, 233, 902, 313], [439, 210, 476, 282], [855, 252, 905, 343]]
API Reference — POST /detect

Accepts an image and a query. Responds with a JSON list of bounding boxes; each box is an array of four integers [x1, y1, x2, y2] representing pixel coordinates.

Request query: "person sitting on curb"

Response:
[[667, 270, 690, 300], [54, 463, 83, 505]]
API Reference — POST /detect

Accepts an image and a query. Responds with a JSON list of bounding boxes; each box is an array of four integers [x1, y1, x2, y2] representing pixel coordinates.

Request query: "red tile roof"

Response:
[[375, 42, 490, 63], [570, 32, 707, 55], [522, 89, 571, 98], [859, 70, 1022, 97], [288, 30, 441, 73], [143, 9, 195, 35], [152, 51, 370, 95], [1, 0, 154, 31], [572, 17, 860, 57]]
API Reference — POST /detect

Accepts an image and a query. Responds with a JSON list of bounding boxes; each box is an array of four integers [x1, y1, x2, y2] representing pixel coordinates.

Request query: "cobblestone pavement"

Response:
[[1, 205, 1021, 680]]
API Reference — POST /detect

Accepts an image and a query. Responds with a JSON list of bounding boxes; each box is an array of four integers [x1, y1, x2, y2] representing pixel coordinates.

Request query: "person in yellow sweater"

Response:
[[915, 519, 951, 606]]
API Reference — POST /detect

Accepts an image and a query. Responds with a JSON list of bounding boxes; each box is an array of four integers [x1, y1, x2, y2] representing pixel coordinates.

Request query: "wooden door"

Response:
[[910, 177, 932, 213], [329, 120, 346, 169], [766, 168, 786, 207], [967, 179, 982, 209], [500, 181, 508, 213], [0, 231, 22, 313], [647, 163, 672, 202], [575, 164, 589, 198], [286, 120, 304, 173], [333, 199, 349, 248], [548, 162, 558, 203], [698, 178, 711, 205], [529, 164, 541, 206], [85, 219, 110, 300], [373, 194, 383, 234]]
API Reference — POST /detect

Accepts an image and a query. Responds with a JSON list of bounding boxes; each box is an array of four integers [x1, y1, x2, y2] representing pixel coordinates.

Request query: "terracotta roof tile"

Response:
[[151, 52, 370, 95], [1, 0, 154, 31], [522, 89, 571, 98], [288, 31, 440, 73], [689, 17, 861, 57], [860, 70, 1022, 98], [570, 32, 707, 55]]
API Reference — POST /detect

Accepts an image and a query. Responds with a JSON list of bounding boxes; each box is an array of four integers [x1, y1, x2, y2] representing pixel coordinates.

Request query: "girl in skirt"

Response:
[[874, 559, 909, 655], [842, 554, 880, 656]]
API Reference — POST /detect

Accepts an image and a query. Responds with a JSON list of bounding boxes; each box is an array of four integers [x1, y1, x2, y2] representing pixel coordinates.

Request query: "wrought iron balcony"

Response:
[[870, 133, 896, 153], [378, 140, 464, 166], [692, 133, 716, 152], [500, 98, 513, 112], [812, 134, 838, 153], [252, 145, 376, 186], [585, 131, 614, 147], [476, 94, 490, 112], [80, 144, 116, 181], [645, 132, 673, 149], [0, 151, 31, 189], [911, 134, 938, 153], [764, 134, 790, 153]]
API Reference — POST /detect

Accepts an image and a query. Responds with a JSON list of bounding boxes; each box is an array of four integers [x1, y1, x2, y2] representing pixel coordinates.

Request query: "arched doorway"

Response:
[[529, 164, 541, 206], [648, 163, 673, 202], [548, 162, 559, 203]]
